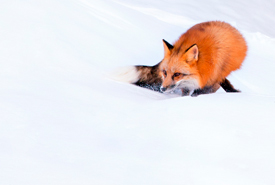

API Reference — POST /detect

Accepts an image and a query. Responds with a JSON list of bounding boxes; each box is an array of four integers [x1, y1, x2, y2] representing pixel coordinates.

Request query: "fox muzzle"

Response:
[[160, 87, 167, 92], [160, 84, 176, 92]]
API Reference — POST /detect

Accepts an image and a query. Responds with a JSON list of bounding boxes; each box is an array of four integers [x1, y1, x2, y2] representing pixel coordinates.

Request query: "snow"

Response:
[[0, 0, 275, 184]]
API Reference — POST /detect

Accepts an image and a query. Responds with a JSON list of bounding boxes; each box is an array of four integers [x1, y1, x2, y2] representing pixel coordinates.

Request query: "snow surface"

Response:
[[0, 0, 275, 184]]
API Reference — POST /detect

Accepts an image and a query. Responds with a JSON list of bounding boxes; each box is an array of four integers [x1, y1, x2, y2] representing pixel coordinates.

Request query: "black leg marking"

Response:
[[181, 88, 190, 96], [220, 78, 240, 92], [191, 87, 211, 97]]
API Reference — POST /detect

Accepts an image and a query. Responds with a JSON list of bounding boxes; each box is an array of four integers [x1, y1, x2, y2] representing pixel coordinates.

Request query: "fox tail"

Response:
[[111, 62, 162, 92]]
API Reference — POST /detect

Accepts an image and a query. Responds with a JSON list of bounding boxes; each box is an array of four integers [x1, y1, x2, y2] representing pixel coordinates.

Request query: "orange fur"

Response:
[[159, 21, 247, 94]]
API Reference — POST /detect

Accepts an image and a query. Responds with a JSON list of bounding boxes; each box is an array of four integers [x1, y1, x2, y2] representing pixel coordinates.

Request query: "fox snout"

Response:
[[160, 84, 176, 92], [160, 86, 167, 92]]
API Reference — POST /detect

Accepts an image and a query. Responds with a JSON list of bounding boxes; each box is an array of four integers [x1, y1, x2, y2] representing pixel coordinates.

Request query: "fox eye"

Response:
[[173, 73, 181, 77], [163, 70, 167, 77]]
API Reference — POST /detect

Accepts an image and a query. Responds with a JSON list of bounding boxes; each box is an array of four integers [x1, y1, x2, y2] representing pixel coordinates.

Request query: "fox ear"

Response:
[[162, 39, 173, 56], [185, 44, 199, 64]]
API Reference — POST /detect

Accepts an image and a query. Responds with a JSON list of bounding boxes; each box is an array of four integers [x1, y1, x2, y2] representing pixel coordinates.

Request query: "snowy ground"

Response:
[[0, 0, 275, 184]]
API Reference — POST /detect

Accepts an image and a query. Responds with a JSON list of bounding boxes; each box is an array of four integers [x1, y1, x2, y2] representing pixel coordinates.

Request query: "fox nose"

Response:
[[160, 86, 167, 92]]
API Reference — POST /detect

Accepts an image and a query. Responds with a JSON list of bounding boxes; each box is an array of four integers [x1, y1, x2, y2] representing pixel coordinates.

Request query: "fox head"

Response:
[[159, 39, 201, 93]]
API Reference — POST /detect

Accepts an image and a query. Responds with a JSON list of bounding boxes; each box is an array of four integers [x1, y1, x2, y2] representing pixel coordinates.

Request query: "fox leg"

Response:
[[191, 83, 220, 97], [220, 78, 240, 92], [181, 88, 190, 96], [191, 78, 240, 96]]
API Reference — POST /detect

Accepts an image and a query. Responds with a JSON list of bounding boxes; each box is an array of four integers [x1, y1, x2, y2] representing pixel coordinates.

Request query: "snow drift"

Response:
[[0, 0, 275, 184]]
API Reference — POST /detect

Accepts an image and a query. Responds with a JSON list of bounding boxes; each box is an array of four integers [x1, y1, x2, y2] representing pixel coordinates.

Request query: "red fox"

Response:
[[115, 21, 247, 96]]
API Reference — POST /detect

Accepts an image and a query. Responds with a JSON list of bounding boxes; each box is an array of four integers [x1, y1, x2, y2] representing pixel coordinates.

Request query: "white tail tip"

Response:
[[110, 66, 141, 83]]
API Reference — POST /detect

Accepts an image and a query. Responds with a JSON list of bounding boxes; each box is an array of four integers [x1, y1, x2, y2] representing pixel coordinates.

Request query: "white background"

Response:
[[0, 0, 275, 184]]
